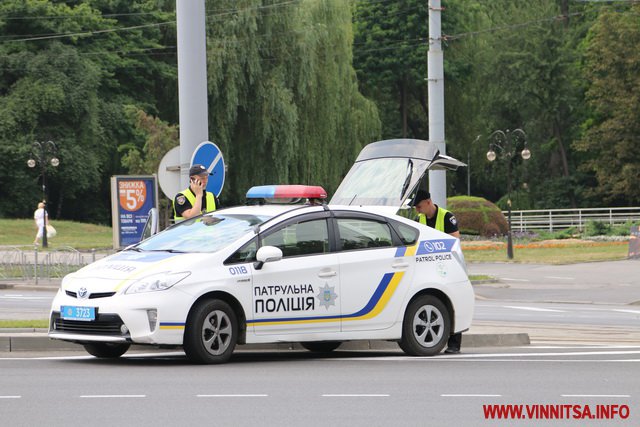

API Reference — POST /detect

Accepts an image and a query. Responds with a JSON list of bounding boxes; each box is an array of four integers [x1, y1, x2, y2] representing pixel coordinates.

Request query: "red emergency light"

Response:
[[246, 185, 327, 202]]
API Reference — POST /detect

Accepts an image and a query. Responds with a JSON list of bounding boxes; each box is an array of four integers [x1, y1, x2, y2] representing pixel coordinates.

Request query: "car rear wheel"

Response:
[[399, 295, 450, 356], [184, 299, 237, 364], [83, 342, 130, 358], [301, 341, 342, 353]]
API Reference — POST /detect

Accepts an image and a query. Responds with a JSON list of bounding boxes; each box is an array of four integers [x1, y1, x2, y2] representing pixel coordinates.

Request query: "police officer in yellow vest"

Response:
[[412, 189, 463, 353], [173, 164, 218, 222], [413, 190, 461, 238]]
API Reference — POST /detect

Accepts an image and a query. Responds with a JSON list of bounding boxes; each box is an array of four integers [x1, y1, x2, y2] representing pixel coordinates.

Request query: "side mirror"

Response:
[[254, 246, 283, 270]]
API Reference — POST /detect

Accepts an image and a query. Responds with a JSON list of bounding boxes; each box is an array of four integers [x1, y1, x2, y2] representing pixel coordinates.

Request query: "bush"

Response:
[[584, 220, 636, 237], [611, 221, 635, 236], [584, 220, 611, 236], [447, 196, 509, 237]]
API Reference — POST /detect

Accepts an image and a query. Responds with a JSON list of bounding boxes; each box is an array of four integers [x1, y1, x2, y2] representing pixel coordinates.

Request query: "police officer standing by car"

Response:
[[173, 164, 219, 222], [412, 189, 463, 354]]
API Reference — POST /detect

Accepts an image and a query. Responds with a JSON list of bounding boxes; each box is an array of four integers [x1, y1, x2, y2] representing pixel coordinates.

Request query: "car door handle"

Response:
[[392, 261, 409, 269], [318, 270, 337, 278]]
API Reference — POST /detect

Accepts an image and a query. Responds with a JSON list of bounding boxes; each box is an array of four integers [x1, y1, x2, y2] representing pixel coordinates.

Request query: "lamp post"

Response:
[[27, 140, 59, 248], [486, 129, 530, 259]]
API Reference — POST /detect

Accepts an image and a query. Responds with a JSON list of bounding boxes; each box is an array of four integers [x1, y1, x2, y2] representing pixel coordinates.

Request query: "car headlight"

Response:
[[125, 272, 191, 294], [452, 248, 468, 275]]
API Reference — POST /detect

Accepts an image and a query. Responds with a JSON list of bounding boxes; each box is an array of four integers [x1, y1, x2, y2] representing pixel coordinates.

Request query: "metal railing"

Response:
[[506, 207, 640, 232], [0, 246, 115, 282]]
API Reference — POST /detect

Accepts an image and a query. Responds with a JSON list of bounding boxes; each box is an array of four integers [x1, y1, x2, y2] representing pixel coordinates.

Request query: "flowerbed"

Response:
[[461, 238, 629, 251]]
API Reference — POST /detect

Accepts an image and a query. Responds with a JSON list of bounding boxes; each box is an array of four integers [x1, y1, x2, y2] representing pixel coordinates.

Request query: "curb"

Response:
[[0, 332, 531, 353], [0, 282, 60, 291]]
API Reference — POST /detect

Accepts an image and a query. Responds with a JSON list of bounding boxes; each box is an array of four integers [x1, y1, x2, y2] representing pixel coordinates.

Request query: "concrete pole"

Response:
[[176, 0, 209, 188], [427, 0, 447, 207]]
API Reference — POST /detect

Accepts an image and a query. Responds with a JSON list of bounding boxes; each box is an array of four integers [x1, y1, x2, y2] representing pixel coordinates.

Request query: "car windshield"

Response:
[[133, 213, 271, 253], [331, 157, 429, 207]]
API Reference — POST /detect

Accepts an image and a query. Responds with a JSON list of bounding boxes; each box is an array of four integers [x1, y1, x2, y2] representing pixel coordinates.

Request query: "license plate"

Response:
[[61, 306, 96, 321]]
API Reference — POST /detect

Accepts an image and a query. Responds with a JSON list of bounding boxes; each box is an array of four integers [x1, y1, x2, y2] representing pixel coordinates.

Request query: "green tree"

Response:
[[575, 4, 640, 205], [0, 0, 177, 222], [120, 107, 178, 175], [445, 0, 591, 209], [206, 0, 380, 204]]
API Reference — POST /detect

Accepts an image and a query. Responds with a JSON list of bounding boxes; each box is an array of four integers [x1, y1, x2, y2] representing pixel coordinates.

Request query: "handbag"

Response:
[[46, 224, 57, 238]]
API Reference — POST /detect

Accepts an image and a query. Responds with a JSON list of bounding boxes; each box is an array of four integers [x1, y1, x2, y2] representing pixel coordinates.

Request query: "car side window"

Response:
[[395, 222, 419, 245], [224, 237, 258, 265], [337, 218, 393, 251], [262, 219, 329, 258]]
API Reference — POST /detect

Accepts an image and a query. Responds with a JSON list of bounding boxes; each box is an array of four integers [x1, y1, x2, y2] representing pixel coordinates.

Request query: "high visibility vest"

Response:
[[418, 206, 449, 232], [174, 189, 216, 222]]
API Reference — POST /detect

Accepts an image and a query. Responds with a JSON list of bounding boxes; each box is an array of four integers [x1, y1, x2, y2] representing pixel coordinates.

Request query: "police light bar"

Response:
[[246, 185, 327, 200]]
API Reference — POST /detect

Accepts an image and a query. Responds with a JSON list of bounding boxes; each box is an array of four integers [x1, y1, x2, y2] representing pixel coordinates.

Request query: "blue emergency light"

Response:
[[246, 185, 327, 203]]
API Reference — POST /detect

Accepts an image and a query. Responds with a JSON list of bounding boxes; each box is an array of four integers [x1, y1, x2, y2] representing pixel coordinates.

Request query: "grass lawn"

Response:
[[462, 240, 629, 264], [0, 218, 112, 250], [0, 319, 49, 329]]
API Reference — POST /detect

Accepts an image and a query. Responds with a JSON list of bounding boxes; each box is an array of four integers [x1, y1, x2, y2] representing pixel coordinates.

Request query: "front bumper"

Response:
[[48, 290, 191, 346]]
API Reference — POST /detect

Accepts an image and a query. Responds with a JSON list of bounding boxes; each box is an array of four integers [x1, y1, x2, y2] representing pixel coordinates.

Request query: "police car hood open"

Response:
[[330, 139, 466, 214]]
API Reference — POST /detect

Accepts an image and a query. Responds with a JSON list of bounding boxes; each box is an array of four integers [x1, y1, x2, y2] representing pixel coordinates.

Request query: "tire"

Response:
[[83, 342, 130, 358], [301, 341, 342, 353], [399, 295, 450, 356], [184, 299, 238, 364]]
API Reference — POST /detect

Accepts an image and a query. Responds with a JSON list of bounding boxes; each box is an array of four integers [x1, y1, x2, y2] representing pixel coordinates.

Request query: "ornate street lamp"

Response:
[[486, 129, 530, 259], [27, 140, 59, 248]]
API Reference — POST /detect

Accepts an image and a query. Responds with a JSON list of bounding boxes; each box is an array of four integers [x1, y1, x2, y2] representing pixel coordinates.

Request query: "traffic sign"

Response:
[[157, 146, 181, 200], [190, 141, 225, 197]]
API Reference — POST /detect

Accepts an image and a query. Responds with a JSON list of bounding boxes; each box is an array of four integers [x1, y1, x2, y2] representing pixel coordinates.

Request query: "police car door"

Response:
[[250, 213, 341, 336], [334, 212, 416, 332]]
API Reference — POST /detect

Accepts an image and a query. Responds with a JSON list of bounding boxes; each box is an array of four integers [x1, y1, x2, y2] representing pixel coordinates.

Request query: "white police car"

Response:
[[49, 139, 474, 364]]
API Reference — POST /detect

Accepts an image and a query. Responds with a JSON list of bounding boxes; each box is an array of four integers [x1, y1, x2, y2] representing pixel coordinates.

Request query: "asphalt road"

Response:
[[2, 261, 639, 426], [469, 259, 640, 305], [475, 300, 640, 328], [0, 289, 53, 320], [1, 345, 638, 427]]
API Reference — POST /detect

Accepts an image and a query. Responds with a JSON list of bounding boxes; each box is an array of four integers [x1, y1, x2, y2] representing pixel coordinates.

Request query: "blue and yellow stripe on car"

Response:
[[247, 271, 405, 327], [159, 322, 185, 330], [394, 244, 418, 257]]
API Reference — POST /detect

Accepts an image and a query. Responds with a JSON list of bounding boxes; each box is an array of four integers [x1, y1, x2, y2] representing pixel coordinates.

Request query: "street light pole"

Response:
[[28, 140, 59, 248], [486, 129, 530, 259]]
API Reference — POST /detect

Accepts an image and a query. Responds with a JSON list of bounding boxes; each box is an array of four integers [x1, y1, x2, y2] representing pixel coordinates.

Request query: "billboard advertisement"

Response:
[[110, 175, 158, 249]]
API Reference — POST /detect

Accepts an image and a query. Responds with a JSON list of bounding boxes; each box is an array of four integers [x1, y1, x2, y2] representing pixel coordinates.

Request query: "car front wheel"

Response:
[[184, 299, 238, 364], [399, 295, 450, 356]]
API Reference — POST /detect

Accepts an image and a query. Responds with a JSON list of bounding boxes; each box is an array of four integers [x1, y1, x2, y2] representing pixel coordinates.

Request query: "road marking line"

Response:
[[544, 276, 575, 280], [503, 305, 565, 312], [0, 396, 21, 399], [441, 394, 501, 397], [443, 350, 640, 357], [197, 394, 268, 398], [613, 309, 640, 314], [501, 278, 529, 282], [561, 394, 630, 398], [80, 395, 146, 398], [322, 394, 389, 397], [331, 350, 640, 361]]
